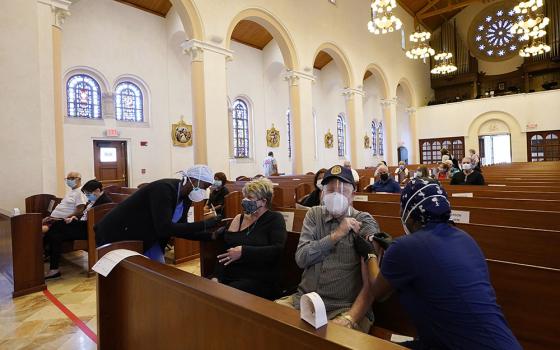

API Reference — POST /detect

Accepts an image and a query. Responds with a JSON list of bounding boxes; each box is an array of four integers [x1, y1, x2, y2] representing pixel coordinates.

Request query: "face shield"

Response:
[[322, 179, 353, 217]]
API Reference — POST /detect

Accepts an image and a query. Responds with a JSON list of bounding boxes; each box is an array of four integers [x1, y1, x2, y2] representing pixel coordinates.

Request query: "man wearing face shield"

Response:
[[275, 165, 381, 333], [368, 178, 521, 349], [95, 164, 221, 263]]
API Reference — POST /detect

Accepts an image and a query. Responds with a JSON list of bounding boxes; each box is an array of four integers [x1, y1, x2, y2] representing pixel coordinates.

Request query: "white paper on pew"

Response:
[[187, 206, 194, 223], [450, 210, 470, 224], [451, 192, 473, 198], [279, 211, 294, 231], [488, 184, 506, 187], [292, 178, 301, 181], [505, 177, 522, 180], [369, 177, 375, 185], [390, 334, 414, 343], [272, 183, 280, 186], [300, 292, 328, 329], [92, 249, 143, 277], [353, 195, 368, 202], [47, 199, 56, 213]]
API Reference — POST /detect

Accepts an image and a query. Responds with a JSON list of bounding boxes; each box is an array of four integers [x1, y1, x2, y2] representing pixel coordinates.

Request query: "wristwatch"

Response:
[[341, 314, 360, 330]]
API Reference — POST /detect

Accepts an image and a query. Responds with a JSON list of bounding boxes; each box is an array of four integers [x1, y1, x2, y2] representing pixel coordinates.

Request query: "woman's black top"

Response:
[[95, 178, 217, 250], [207, 186, 229, 215], [300, 189, 321, 207], [216, 210, 287, 295]]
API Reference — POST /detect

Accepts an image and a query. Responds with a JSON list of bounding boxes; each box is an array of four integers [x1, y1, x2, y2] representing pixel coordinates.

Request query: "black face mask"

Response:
[[242, 199, 261, 214], [380, 173, 389, 181]]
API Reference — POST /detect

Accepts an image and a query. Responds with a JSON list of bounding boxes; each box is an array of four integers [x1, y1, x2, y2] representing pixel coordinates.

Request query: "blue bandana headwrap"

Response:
[[400, 178, 451, 225]]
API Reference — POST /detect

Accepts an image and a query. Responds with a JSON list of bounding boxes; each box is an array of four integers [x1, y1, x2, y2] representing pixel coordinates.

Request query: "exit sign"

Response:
[[105, 129, 120, 137]]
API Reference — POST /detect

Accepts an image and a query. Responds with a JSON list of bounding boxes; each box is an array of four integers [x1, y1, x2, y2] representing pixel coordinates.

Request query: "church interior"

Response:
[[1, 0, 559, 349]]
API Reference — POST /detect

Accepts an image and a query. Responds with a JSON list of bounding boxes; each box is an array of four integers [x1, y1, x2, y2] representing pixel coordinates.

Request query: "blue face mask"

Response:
[[85, 193, 97, 202], [213, 180, 222, 187], [242, 199, 261, 214], [66, 179, 77, 188]]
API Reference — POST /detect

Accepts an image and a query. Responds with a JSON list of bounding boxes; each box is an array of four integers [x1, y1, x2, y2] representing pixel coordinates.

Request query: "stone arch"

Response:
[[467, 111, 526, 162], [225, 8, 299, 70], [396, 77, 416, 106], [362, 64, 389, 99], [313, 42, 353, 88], [169, 0, 204, 40]]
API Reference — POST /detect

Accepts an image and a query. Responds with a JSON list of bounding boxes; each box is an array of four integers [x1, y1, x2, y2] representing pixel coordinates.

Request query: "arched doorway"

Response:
[[478, 119, 512, 165], [397, 146, 408, 164]]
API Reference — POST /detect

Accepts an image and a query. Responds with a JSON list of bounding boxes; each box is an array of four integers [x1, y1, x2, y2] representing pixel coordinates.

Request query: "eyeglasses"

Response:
[[65, 176, 81, 180]]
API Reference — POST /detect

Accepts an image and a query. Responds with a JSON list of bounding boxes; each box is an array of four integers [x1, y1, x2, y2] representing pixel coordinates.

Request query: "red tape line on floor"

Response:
[[43, 289, 98, 344]]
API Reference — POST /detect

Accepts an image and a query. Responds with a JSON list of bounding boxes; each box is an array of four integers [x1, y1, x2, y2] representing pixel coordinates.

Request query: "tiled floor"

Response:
[[0, 250, 201, 350]]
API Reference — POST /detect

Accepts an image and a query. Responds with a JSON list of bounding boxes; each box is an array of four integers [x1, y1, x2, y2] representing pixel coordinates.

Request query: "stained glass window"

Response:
[[337, 114, 346, 157], [66, 74, 101, 119], [422, 141, 432, 164], [115, 82, 143, 122], [371, 120, 378, 156], [232, 99, 250, 158], [469, 4, 520, 61], [378, 121, 384, 156], [287, 110, 292, 159]]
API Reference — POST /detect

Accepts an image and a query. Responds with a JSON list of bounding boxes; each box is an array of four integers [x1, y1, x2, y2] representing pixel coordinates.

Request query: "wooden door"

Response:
[[93, 140, 128, 187]]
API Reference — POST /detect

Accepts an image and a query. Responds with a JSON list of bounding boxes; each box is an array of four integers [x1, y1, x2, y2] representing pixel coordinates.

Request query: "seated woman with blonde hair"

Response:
[[212, 178, 287, 300]]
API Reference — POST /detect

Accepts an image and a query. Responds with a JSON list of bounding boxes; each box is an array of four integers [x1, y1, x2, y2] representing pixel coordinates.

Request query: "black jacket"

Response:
[[94, 192, 113, 207], [95, 179, 217, 250], [450, 170, 485, 185]]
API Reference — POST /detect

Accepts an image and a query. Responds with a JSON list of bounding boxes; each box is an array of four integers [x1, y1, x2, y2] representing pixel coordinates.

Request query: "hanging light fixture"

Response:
[[367, 0, 403, 35], [511, 0, 551, 57], [519, 37, 551, 56], [406, 29, 436, 59], [431, 21, 457, 75]]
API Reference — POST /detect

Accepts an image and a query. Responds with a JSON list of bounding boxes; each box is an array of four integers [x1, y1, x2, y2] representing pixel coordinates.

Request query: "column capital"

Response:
[[38, 0, 71, 28], [283, 70, 315, 86], [181, 39, 233, 62], [342, 88, 365, 100], [380, 97, 398, 107], [405, 106, 417, 115]]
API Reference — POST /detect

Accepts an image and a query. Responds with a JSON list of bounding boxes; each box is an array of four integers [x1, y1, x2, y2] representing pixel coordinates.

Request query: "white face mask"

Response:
[[323, 192, 349, 217], [188, 178, 206, 202], [316, 180, 323, 190], [462, 163, 472, 171]]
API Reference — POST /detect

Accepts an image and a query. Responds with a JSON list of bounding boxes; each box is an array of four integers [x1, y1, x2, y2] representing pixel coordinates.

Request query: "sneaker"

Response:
[[45, 271, 61, 280]]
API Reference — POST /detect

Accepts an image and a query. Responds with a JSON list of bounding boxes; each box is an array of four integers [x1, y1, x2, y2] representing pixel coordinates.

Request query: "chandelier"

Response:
[[406, 30, 436, 59], [367, 0, 403, 35], [519, 38, 551, 57], [430, 52, 458, 74], [513, 0, 544, 14]]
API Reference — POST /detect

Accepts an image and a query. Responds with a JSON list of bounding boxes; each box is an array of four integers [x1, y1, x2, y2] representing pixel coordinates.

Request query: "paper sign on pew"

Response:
[[92, 249, 143, 277], [488, 184, 506, 187], [450, 210, 470, 224], [353, 195, 368, 202], [278, 211, 294, 232], [300, 292, 328, 329], [451, 193, 473, 198]]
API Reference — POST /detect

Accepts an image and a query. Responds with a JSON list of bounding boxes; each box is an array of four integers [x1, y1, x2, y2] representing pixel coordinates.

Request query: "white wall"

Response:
[[0, 1, 44, 210], [396, 84, 412, 162], [312, 62, 348, 170], [61, 0, 193, 187], [362, 75, 385, 166], [415, 90, 560, 162]]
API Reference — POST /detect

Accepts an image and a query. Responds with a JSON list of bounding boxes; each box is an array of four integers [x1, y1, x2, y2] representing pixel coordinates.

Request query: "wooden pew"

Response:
[[0, 209, 45, 298], [97, 254, 404, 350], [173, 201, 204, 264], [223, 191, 242, 219], [352, 201, 560, 231], [107, 192, 129, 204], [96, 240, 143, 259], [25, 194, 60, 217], [82, 203, 118, 275]]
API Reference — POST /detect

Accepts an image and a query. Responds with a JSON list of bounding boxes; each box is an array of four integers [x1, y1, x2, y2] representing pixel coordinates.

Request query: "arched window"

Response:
[[371, 120, 378, 156], [545, 133, 559, 161], [232, 99, 250, 158], [115, 81, 143, 122], [530, 135, 544, 162], [431, 141, 442, 161], [336, 114, 346, 157], [287, 110, 292, 159], [66, 74, 102, 119], [422, 141, 432, 163], [378, 121, 384, 156], [452, 139, 464, 160]]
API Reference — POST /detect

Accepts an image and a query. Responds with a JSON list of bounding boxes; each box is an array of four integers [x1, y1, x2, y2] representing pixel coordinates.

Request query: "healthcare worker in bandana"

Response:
[[95, 164, 221, 263], [368, 178, 521, 350]]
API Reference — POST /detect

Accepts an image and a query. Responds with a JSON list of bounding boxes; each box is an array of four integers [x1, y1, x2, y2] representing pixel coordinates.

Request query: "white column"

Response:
[[284, 70, 316, 174], [342, 88, 366, 168], [182, 39, 233, 176], [37, 0, 71, 196], [380, 97, 398, 165], [406, 107, 418, 164]]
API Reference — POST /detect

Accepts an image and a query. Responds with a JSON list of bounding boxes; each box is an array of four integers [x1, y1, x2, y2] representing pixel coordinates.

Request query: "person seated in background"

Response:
[[368, 165, 401, 193], [343, 160, 360, 186], [44, 179, 112, 279], [299, 168, 327, 207], [212, 178, 287, 300], [469, 148, 481, 171], [42, 171, 87, 233], [276, 165, 380, 333], [437, 162, 450, 181], [367, 179, 521, 349], [414, 165, 431, 179], [450, 157, 485, 185], [445, 159, 461, 177], [205, 172, 229, 216], [394, 161, 410, 184]]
